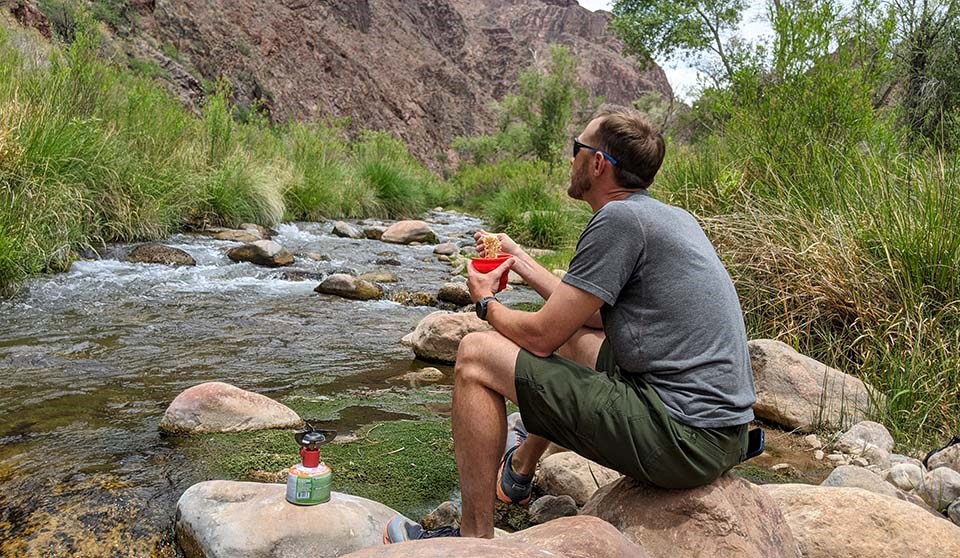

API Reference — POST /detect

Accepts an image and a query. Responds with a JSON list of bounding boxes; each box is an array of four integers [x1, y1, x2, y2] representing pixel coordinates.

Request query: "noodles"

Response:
[[482, 234, 502, 258]]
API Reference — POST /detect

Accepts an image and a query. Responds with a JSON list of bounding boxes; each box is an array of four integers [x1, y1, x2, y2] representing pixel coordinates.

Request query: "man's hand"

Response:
[[467, 257, 515, 302], [474, 230, 522, 258]]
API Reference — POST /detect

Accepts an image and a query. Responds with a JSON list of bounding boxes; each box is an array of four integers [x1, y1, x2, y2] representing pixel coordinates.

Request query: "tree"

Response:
[[611, 0, 748, 87]]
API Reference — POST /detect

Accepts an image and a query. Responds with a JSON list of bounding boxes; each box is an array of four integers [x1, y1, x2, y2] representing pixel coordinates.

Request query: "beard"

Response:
[[567, 160, 591, 200]]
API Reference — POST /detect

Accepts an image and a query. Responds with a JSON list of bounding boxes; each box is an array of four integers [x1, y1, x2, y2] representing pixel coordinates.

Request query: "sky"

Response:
[[576, 1, 773, 102]]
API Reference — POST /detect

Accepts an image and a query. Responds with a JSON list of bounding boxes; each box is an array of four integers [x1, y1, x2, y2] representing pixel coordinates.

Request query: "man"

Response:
[[385, 105, 756, 542]]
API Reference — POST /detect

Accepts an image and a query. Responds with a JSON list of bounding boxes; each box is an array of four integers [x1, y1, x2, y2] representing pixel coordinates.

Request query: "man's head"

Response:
[[568, 105, 666, 200]]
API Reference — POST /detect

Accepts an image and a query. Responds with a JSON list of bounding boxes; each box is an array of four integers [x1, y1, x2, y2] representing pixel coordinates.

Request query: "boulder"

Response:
[[277, 269, 323, 282], [240, 223, 277, 239], [401, 311, 492, 363], [359, 270, 400, 283], [127, 243, 196, 266], [528, 495, 578, 525], [537, 452, 621, 506], [315, 274, 383, 301], [381, 220, 437, 244], [928, 444, 960, 474], [763, 483, 960, 558], [341, 516, 648, 558], [363, 226, 387, 240], [433, 242, 460, 256], [437, 282, 472, 307], [333, 221, 365, 239], [421, 501, 460, 530], [159, 382, 302, 434], [176, 481, 395, 558], [583, 475, 800, 558], [835, 420, 895, 454], [889, 453, 925, 469], [748, 339, 880, 431], [949, 499, 960, 526], [917, 466, 960, 511], [227, 240, 295, 267], [885, 463, 924, 492], [214, 229, 262, 243], [820, 465, 927, 509]]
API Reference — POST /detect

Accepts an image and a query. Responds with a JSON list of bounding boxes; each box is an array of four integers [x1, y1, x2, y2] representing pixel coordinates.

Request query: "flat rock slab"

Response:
[[763, 483, 960, 558], [401, 311, 492, 363], [176, 481, 396, 558], [160, 381, 302, 434], [583, 475, 800, 558], [127, 243, 196, 266], [341, 516, 648, 558], [748, 339, 880, 431]]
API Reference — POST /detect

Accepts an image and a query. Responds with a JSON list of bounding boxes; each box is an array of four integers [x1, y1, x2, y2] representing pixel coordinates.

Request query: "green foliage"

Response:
[[38, 0, 77, 42], [91, 0, 136, 34]]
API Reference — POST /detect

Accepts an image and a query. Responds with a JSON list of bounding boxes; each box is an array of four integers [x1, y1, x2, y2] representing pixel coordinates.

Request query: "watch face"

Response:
[[475, 300, 485, 320]]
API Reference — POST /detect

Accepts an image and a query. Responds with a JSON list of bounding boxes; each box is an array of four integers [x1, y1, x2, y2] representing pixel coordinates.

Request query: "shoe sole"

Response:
[[496, 454, 532, 505]]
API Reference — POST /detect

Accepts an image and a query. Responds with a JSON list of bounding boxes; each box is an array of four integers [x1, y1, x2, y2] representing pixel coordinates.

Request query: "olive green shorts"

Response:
[[514, 340, 747, 489]]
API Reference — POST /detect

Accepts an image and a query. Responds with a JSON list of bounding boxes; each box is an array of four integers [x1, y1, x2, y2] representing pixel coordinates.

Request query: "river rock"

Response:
[[341, 516, 647, 558], [748, 339, 880, 431], [227, 240, 295, 267], [434, 242, 459, 256], [835, 420, 895, 454], [363, 226, 386, 240], [819, 465, 927, 509], [276, 269, 323, 282], [159, 382, 302, 434], [358, 270, 400, 283], [763, 483, 960, 557], [389, 290, 438, 307], [917, 466, 960, 511], [529, 495, 578, 525], [126, 243, 196, 266], [885, 463, 924, 491], [928, 444, 960, 473], [583, 475, 799, 558], [240, 223, 277, 239], [315, 274, 383, 301], [437, 282, 472, 307], [507, 271, 526, 285], [400, 311, 492, 363], [333, 221, 365, 239], [215, 229, 261, 242], [388, 367, 445, 385], [375, 257, 401, 266], [889, 453, 925, 469], [421, 501, 460, 530], [949, 499, 960, 525], [381, 220, 437, 244], [536, 452, 621, 506], [176, 481, 395, 558]]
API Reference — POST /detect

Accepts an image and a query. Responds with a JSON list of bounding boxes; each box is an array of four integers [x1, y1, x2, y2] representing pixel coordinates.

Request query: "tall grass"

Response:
[[0, 18, 447, 293]]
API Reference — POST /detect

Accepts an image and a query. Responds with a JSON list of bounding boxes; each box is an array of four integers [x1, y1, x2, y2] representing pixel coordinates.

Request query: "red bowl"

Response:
[[472, 255, 511, 292]]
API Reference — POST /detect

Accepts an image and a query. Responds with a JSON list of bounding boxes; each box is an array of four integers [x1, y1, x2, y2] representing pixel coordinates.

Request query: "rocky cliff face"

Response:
[[15, 0, 672, 159]]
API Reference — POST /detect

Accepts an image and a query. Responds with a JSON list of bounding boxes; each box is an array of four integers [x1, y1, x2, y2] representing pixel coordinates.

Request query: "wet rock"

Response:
[[315, 274, 383, 301], [584, 475, 800, 558], [375, 257, 402, 266], [388, 367, 445, 385], [341, 516, 647, 558], [421, 500, 460, 530], [381, 220, 437, 244], [528, 495, 577, 525], [358, 270, 400, 283], [437, 282, 472, 307], [214, 229, 261, 243], [763, 483, 960, 558], [748, 339, 881, 431], [332, 221, 364, 239], [928, 444, 960, 474], [176, 481, 396, 558], [126, 243, 196, 266], [159, 382, 302, 434], [885, 463, 924, 492], [433, 242, 459, 256], [836, 421, 895, 454], [917, 466, 960, 511], [227, 240, 295, 267], [536, 452, 620, 506], [276, 269, 323, 282], [299, 252, 330, 262], [240, 223, 277, 239], [820, 465, 928, 509], [389, 290, 438, 307], [401, 311, 492, 363], [363, 226, 387, 240]]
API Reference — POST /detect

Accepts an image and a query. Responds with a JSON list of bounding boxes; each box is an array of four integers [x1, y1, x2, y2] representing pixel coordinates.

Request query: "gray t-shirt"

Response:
[[562, 191, 756, 428]]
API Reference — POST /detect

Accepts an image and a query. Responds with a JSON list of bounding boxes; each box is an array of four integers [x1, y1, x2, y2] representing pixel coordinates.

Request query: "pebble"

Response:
[[851, 457, 869, 467], [804, 434, 823, 449], [814, 450, 825, 460], [771, 463, 791, 471], [827, 453, 846, 463]]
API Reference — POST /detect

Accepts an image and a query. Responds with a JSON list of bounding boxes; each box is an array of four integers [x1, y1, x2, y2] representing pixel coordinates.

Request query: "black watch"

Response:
[[475, 296, 498, 321]]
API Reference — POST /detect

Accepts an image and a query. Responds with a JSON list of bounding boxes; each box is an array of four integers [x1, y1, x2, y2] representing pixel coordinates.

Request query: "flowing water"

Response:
[[0, 211, 537, 556]]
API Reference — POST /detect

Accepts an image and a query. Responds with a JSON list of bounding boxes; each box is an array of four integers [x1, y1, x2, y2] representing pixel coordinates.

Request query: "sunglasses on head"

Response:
[[573, 137, 618, 165]]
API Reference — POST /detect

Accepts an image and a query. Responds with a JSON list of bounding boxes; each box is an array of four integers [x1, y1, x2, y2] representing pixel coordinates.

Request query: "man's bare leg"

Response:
[[453, 330, 522, 538], [507, 328, 605, 476]]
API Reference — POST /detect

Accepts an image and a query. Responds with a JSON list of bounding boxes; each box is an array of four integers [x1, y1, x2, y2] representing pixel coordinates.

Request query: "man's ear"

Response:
[[593, 151, 605, 176]]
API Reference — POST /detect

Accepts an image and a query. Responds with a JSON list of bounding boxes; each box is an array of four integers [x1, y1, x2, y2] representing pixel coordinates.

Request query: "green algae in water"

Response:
[[282, 386, 453, 422], [190, 419, 458, 518]]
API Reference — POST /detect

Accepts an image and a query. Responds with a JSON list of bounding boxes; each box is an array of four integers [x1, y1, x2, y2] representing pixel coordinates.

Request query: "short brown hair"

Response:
[[592, 105, 665, 189]]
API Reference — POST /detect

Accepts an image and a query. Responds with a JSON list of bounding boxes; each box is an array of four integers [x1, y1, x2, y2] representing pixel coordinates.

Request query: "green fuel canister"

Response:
[[286, 429, 336, 506]]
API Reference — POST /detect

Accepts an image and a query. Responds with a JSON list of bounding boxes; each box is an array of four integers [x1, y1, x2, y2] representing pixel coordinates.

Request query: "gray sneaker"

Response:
[[497, 412, 533, 505], [383, 515, 460, 544]]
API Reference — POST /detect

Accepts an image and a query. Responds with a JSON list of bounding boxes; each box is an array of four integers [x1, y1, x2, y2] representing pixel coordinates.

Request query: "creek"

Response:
[[0, 211, 537, 556]]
